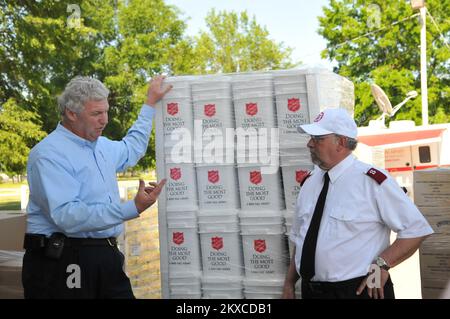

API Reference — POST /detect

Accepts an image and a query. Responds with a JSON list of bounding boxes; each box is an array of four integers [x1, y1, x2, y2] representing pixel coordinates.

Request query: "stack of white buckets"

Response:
[[273, 70, 315, 259], [232, 73, 289, 298], [192, 76, 245, 299], [162, 77, 202, 299], [159, 69, 354, 299]]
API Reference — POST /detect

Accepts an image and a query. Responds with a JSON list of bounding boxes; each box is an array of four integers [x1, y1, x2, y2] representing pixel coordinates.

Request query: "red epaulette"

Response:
[[300, 172, 312, 187], [366, 167, 387, 185]]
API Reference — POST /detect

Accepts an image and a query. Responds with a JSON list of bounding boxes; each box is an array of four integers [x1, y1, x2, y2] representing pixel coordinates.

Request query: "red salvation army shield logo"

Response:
[[211, 237, 223, 250], [250, 171, 262, 185], [254, 239, 266, 253], [314, 112, 324, 122], [173, 232, 184, 245], [167, 102, 178, 116], [170, 167, 181, 181], [204, 104, 216, 117], [296, 170, 309, 184], [246, 102, 258, 116], [208, 170, 219, 184], [287, 98, 300, 112]]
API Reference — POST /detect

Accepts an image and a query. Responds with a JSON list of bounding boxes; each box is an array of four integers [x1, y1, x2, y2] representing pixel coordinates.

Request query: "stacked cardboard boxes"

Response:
[[414, 168, 450, 299], [0, 211, 27, 299], [119, 186, 162, 299]]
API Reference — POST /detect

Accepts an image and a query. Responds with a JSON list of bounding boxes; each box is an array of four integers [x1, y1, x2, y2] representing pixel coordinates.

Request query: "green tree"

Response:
[[0, 0, 187, 172], [0, 0, 115, 133], [171, 9, 296, 74], [0, 99, 47, 177], [318, 0, 449, 125], [101, 0, 187, 171]]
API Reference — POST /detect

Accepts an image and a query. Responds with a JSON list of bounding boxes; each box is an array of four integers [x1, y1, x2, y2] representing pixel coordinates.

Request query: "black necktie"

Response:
[[300, 172, 330, 281]]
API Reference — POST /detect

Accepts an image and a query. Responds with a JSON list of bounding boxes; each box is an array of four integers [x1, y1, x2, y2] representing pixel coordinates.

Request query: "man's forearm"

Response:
[[379, 236, 430, 268]]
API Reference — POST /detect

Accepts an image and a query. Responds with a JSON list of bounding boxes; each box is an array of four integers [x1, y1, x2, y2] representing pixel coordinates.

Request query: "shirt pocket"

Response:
[[327, 207, 359, 239]]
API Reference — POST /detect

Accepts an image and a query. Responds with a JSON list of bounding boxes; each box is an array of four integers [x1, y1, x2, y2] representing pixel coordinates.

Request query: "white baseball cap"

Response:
[[298, 108, 358, 139]]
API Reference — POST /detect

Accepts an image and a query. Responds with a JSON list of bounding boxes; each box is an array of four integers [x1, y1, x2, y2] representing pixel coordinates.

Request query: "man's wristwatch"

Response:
[[374, 256, 390, 271]]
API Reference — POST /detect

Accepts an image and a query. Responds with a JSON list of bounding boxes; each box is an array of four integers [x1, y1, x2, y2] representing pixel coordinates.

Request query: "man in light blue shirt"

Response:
[[22, 75, 171, 299]]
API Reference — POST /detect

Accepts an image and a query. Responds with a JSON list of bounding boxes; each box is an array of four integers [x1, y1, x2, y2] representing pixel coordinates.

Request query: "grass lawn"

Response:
[[0, 200, 21, 210]]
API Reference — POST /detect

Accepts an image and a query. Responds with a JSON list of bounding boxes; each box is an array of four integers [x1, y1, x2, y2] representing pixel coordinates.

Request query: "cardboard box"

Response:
[[0, 212, 27, 251], [421, 277, 450, 299], [419, 207, 450, 243], [414, 169, 450, 207], [419, 248, 450, 280], [0, 251, 24, 299]]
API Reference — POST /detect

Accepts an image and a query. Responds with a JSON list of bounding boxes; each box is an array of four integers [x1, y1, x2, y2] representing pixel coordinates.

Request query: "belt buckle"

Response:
[[106, 238, 115, 247]]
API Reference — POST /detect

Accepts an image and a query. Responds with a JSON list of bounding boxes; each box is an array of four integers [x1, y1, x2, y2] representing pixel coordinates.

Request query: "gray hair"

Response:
[[335, 134, 358, 151], [57, 76, 109, 117]]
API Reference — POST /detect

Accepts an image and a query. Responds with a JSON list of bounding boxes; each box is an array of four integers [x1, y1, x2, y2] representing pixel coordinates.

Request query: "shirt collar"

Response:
[[55, 123, 98, 149], [326, 154, 355, 184]]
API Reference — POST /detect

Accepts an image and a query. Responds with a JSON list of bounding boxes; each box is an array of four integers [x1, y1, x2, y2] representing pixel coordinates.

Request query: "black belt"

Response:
[[304, 276, 366, 294], [23, 233, 118, 249]]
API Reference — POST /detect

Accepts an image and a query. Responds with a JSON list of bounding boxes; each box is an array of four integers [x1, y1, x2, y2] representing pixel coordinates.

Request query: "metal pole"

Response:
[[420, 7, 428, 125]]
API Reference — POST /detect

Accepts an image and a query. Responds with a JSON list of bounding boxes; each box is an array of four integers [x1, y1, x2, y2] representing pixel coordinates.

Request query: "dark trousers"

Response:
[[301, 276, 395, 299], [22, 242, 135, 299]]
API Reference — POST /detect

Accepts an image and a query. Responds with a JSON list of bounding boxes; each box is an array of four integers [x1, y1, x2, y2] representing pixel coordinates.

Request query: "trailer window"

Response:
[[418, 146, 431, 163]]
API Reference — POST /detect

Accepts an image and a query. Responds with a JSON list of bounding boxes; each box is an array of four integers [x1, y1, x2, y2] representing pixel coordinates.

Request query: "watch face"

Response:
[[376, 257, 389, 270]]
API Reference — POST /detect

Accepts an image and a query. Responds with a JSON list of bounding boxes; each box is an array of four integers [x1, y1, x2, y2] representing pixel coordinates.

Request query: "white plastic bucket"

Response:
[[170, 292, 202, 299], [169, 273, 201, 298], [275, 93, 310, 134], [237, 166, 285, 210], [198, 219, 240, 233], [244, 290, 283, 299], [273, 69, 308, 85], [165, 162, 198, 211], [279, 147, 313, 166], [281, 164, 314, 212], [167, 218, 202, 275], [201, 276, 243, 299], [201, 276, 243, 290], [233, 96, 277, 130], [278, 132, 309, 149], [241, 224, 289, 278], [243, 277, 285, 293], [196, 164, 240, 210], [243, 274, 285, 299], [239, 210, 284, 224], [162, 97, 193, 139], [193, 98, 235, 130], [199, 229, 244, 277], [198, 210, 239, 225], [202, 289, 243, 299]]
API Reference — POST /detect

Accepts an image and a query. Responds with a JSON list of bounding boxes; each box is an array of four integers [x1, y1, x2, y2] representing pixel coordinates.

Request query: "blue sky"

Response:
[[165, 0, 335, 69]]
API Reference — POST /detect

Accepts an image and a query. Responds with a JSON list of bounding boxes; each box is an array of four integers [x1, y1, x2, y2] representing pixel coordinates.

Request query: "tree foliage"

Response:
[[171, 10, 296, 74], [0, 1, 295, 176], [318, 0, 449, 125], [0, 99, 47, 176]]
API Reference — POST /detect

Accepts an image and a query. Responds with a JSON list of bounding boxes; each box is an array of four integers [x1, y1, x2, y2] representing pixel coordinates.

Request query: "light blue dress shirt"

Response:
[[26, 105, 155, 238]]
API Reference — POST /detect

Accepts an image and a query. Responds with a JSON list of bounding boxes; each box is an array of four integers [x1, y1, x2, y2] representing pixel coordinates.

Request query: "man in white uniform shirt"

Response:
[[282, 108, 433, 299]]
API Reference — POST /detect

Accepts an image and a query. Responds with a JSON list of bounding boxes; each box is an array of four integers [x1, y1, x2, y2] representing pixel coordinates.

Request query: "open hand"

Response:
[[134, 179, 166, 213], [146, 75, 172, 106]]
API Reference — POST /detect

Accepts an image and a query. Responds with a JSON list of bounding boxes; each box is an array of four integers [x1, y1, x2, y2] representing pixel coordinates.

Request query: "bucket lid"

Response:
[[198, 209, 239, 217], [169, 271, 202, 280], [167, 219, 197, 228], [239, 210, 285, 218], [202, 276, 243, 284]]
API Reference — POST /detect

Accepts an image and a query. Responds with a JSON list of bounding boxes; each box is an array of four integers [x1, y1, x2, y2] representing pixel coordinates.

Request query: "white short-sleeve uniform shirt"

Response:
[[290, 154, 433, 282]]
